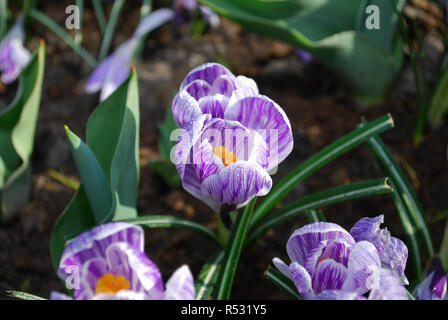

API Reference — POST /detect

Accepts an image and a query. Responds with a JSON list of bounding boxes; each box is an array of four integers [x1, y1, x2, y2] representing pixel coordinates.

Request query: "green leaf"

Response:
[[427, 65, 448, 128], [50, 70, 140, 269], [7, 291, 46, 300], [98, 0, 125, 61], [199, 0, 404, 104], [195, 251, 224, 300], [122, 215, 221, 246], [305, 209, 326, 223], [213, 198, 256, 300], [248, 178, 393, 245], [440, 220, 448, 273], [64, 126, 113, 224], [265, 265, 301, 300], [250, 114, 394, 229], [92, 0, 107, 35], [0, 41, 45, 222], [363, 133, 434, 258]]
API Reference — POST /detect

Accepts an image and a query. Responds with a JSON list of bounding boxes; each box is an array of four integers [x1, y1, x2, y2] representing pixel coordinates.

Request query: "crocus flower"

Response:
[[272, 215, 409, 300], [51, 222, 195, 300], [172, 63, 293, 213], [86, 8, 174, 101], [295, 49, 313, 63], [0, 16, 31, 84], [414, 257, 447, 300]]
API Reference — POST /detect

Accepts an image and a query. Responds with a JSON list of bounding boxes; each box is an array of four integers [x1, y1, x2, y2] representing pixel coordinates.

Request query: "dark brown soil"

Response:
[[0, 0, 447, 300]]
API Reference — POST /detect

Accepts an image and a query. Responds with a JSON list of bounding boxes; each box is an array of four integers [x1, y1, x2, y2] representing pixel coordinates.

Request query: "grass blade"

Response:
[[0, 0, 7, 39], [305, 209, 326, 223], [250, 114, 394, 229], [28, 8, 97, 67], [98, 0, 125, 61], [7, 291, 46, 300], [213, 198, 256, 300], [122, 215, 221, 247], [195, 251, 224, 300], [265, 266, 301, 300], [92, 0, 107, 35], [248, 178, 393, 245], [364, 133, 434, 257]]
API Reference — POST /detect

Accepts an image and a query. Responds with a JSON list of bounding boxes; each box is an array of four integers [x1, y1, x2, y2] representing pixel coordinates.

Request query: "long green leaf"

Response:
[[122, 215, 221, 246], [0, 41, 45, 222], [364, 133, 434, 257], [92, 0, 107, 35], [265, 265, 301, 300], [251, 114, 394, 229], [214, 198, 256, 300], [248, 178, 393, 245], [0, 0, 7, 39], [28, 9, 97, 67], [195, 251, 224, 300], [440, 220, 448, 273]]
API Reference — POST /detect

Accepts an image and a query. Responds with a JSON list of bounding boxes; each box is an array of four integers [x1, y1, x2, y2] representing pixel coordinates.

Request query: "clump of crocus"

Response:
[[0, 15, 31, 84], [86, 8, 174, 101], [414, 257, 447, 300], [272, 215, 409, 300], [172, 63, 293, 214], [51, 222, 195, 300]]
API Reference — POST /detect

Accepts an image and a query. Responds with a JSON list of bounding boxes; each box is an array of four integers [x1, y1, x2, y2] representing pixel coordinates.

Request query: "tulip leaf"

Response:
[[122, 215, 221, 246], [250, 114, 394, 228], [248, 178, 393, 245], [265, 265, 301, 300], [0, 41, 45, 223], [50, 71, 141, 269], [195, 251, 224, 300], [199, 0, 405, 104]]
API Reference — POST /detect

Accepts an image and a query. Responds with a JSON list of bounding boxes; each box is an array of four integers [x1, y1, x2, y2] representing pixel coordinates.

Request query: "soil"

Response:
[[0, 0, 447, 300]]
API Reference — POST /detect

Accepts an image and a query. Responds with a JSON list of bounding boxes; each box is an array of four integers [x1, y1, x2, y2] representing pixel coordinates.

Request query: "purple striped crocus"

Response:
[[0, 16, 31, 84], [172, 63, 293, 213], [86, 8, 174, 101], [272, 215, 409, 300], [414, 257, 447, 300], [51, 222, 195, 300]]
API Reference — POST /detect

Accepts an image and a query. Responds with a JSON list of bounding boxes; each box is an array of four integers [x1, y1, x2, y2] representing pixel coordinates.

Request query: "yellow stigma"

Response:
[[95, 273, 130, 295], [213, 146, 238, 167]]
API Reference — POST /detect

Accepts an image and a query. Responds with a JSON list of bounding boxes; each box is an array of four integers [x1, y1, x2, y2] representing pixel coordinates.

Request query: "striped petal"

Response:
[[224, 95, 293, 170], [316, 290, 364, 300], [272, 257, 292, 279], [368, 268, 408, 300], [172, 90, 203, 128], [58, 222, 144, 281], [350, 215, 408, 284], [180, 62, 235, 89], [415, 258, 447, 300], [312, 259, 347, 294], [290, 262, 314, 299], [286, 222, 355, 266], [164, 265, 195, 300], [342, 241, 381, 294]]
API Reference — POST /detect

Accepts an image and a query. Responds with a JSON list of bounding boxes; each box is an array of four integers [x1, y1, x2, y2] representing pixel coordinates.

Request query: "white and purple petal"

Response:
[[311, 259, 347, 294], [58, 222, 144, 281], [164, 265, 196, 300], [415, 258, 447, 300], [134, 8, 175, 39], [272, 257, 292, 279], [180, 62, 235, 90], [224, 95, 293, 170], [172, 90, 203, 128], [368, 268, 408, 300], [290, 262, 314, 299], [286, 222, 355, 266], [315, 290, 364, 300], [342, 241, 381, 294]]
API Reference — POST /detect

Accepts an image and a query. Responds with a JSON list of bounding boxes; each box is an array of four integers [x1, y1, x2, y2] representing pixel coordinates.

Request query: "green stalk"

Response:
[[98, 0, 125, 61], [213, 198, 256, 300], [0, 0, 7, 39], [74, 0, 84, 46], [250, 114, 394, 229], [195, 251, 224, 300], [265, 266, 301, 299], [28, 9, 97, 67], [247, 178, 393, 245]]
